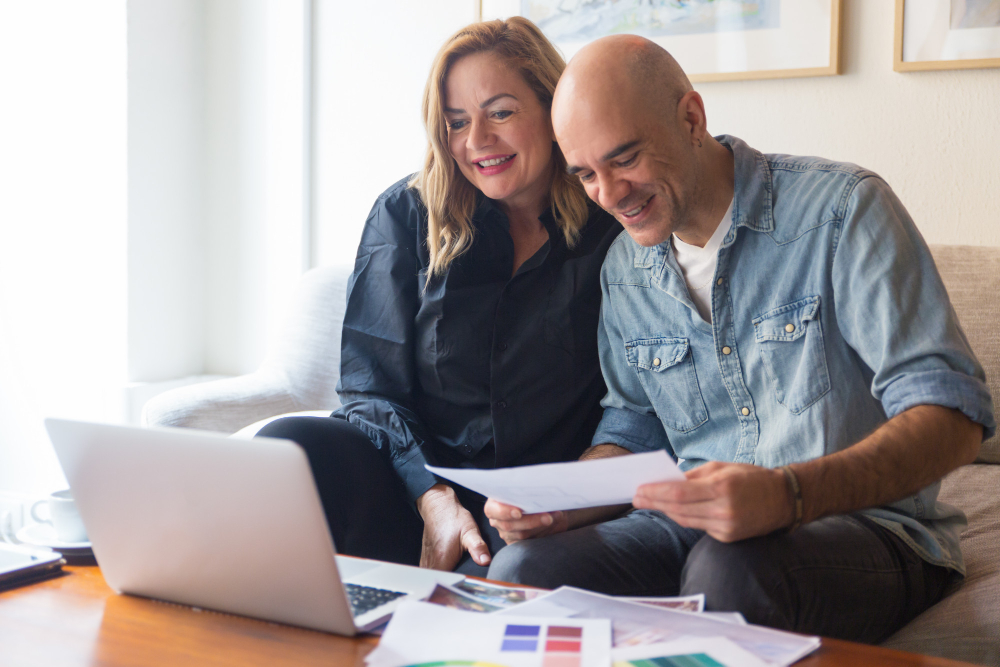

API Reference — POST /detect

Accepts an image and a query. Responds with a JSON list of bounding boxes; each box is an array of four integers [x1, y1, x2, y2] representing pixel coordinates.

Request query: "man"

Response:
[[483, 35, 995, 643]]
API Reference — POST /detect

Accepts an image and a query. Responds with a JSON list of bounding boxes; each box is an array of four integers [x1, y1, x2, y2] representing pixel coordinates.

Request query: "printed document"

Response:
[[497, 587, 820, 666], [426, 450, 684, 513]]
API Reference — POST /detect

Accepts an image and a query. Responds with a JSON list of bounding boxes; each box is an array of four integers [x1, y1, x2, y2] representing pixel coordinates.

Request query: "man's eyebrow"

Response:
[[566, 140, 642, 175], [601, 140, 641, 162]]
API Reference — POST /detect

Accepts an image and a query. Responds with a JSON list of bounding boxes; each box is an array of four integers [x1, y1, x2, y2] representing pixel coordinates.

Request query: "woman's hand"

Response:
[[415, 484, 491, 571], [484, 500, 569, 544]]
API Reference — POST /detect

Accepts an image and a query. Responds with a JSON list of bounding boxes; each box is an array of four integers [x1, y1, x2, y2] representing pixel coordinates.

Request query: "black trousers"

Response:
[[486, 508, 957, 643], [257, 416, 506, 577]]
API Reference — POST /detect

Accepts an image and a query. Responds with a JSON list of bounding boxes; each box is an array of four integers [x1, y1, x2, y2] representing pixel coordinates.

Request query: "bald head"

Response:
[[553, 35, 692, 136]]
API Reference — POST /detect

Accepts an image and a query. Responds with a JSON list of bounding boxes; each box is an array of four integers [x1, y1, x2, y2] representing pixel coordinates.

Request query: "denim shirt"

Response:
[[334, 177, 621, 504], [592, 135, 995, 574]]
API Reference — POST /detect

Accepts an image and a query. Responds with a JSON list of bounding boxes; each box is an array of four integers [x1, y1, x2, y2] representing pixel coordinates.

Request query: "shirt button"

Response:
[[722, 346, 731, 355], [741, 407, 750, 416], [785, 323, 795, 333], [716, 277, 724, 286], [498, 342, 508, 351], [653, 358, 661, 366], [497, 400, 508, 409], [463, 444, 473, 454]]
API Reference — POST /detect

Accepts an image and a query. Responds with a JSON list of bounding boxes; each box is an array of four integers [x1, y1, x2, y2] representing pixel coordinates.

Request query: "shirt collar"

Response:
[[717, 134, 774, 235]]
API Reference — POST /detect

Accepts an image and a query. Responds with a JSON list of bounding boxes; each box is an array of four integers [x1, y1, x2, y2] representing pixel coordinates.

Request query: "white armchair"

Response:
[[141, 264, 354, 434]]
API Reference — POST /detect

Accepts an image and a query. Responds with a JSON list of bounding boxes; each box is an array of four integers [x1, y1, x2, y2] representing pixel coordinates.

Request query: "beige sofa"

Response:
[[143, 244, 1000, 666]]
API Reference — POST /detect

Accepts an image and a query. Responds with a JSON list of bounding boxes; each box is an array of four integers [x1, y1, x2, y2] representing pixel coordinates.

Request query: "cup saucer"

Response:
[[15, 522, 92, 551]]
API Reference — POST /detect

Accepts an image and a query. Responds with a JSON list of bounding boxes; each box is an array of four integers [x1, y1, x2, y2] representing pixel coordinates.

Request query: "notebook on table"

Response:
[[44, 418, 463, 634], [0, 543, 64, 592]]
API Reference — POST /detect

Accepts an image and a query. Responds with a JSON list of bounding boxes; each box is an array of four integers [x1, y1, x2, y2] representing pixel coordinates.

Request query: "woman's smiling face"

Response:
[[444, 51, 555, 212]]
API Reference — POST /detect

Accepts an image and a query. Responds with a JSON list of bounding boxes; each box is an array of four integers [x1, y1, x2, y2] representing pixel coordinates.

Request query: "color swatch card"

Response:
[[612, 637, 769, 667], [365, 600, 611, 667]]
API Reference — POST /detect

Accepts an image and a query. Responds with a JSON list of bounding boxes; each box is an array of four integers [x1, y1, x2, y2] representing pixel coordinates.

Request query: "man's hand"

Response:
[[415, 484, 491, 570], [633, 461, 793, 542], [484, 500, 569, 544]]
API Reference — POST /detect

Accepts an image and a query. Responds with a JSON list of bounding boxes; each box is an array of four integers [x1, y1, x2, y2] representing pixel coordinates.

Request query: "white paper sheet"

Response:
[[497, 587, 820, 666], [612, 637, 770, 667], [426, 450, 684, 513], [365, 600, 611, 667], [619, 594, 704, 613]]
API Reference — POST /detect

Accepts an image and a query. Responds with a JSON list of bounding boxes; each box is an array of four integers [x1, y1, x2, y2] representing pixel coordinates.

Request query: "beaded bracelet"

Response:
[[779, 465, 803, 532]]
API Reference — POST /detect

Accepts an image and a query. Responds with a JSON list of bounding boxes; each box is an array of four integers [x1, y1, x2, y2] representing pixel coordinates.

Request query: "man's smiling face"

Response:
[[554, 93, 700, 248]]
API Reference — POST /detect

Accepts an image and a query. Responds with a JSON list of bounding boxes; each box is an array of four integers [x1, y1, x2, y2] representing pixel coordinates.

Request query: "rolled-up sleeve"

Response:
[[832, 175, 995, 439], [591, 260, 674, 455], [334, 186, 439, 502]]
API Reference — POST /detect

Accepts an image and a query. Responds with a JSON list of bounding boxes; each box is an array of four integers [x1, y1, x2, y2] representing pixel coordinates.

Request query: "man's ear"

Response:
[[677, 90, 708, 146]]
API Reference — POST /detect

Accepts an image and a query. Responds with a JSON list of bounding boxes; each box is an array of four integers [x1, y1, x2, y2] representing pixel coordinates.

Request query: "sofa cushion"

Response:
[[930, 245, 1000, 464], [881, 463, 1000, 665]]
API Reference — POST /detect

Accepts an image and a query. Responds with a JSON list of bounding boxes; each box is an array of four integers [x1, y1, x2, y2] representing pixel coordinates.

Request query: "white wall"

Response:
[[312, 0, 479, 266], [130, 0, 308, 382], [0, 1, 129, 493], [695, 0, 1000, 247], [128, 0, 207, 383]]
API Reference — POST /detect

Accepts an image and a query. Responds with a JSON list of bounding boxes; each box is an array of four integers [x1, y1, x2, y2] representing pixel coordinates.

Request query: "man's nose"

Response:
[[596, 173, 629, 212]]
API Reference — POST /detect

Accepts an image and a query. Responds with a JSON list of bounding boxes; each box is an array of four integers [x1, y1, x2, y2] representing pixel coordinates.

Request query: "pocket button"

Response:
[[785, 323, 795, 333], [653, 358, 661, 366]]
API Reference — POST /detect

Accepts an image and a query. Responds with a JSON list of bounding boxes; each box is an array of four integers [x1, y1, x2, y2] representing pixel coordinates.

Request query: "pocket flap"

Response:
[[753, 296, 820, 342], [625, 337, 690, 372]]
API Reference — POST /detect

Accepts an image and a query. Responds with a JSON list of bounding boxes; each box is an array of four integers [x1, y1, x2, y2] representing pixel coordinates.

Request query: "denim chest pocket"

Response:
[[753, 296, 831, 414], [625, 337, 708, 433]]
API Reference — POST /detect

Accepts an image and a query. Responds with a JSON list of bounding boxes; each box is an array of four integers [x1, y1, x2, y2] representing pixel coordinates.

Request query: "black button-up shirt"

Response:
[[333, 176, 621, 502]]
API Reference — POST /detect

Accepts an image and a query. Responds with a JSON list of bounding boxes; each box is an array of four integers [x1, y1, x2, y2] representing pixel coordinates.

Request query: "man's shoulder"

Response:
[[765, 152, 881, 196], [760, 153, 887, 242]]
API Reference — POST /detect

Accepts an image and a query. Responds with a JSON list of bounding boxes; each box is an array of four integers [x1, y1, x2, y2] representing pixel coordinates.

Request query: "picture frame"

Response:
[[894, 0, 1000, 72], [480, 0, 842, 83]]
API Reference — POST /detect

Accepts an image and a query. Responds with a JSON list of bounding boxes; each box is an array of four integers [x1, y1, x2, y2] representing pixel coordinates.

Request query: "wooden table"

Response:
[[0, 566, 978, 667]]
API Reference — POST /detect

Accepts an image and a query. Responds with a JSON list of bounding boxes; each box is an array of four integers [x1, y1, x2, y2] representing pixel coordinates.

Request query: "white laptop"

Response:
[[44, 418, 463, 634]]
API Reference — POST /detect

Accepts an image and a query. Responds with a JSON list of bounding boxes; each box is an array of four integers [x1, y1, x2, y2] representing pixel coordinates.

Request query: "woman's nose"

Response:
[[469, 119, 495, 150]]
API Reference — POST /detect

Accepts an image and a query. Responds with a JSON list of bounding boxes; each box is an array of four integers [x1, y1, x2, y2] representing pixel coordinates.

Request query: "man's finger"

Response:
[[484, 498, 524, 520], [488, 512, 556, 532], [462, 527, 492, 566], [635, 479, 716, 504]]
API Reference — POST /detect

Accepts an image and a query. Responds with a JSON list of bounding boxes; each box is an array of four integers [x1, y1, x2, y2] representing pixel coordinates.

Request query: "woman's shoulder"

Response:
[[364, 175, 429, 237]]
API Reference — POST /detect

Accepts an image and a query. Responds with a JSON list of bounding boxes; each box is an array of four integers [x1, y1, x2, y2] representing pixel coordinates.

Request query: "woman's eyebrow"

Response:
[[479, 93, 517, 108], [444, 92, 519, 115]]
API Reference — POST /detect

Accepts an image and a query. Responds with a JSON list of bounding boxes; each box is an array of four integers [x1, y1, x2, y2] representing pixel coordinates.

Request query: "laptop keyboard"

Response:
[[345, 583, 407, 617]]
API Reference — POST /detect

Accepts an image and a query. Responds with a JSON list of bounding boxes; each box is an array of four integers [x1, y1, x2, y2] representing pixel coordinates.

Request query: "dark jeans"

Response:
[[487, 508, 956, 644], [256, 416, 506, 577]]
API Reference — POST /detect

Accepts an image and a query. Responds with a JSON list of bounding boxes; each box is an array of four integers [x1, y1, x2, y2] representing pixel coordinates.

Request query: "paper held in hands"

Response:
[[425, 450, 684, 513]]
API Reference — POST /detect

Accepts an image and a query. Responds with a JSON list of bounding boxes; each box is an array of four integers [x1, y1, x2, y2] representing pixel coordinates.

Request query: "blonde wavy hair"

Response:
[[409, 17, 590, 279]]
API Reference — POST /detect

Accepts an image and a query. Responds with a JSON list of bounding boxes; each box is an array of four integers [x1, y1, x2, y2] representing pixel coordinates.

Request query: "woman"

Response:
[[259, 17, 620, 576]]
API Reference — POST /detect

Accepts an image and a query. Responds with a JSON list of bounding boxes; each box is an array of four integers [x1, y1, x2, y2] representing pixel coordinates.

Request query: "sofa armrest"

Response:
[[141, 369, 302, 433], [140, 263, 353, 433]]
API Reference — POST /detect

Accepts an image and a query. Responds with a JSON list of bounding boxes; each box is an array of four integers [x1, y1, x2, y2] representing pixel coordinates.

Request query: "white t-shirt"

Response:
[[671, 199, 734, 323]]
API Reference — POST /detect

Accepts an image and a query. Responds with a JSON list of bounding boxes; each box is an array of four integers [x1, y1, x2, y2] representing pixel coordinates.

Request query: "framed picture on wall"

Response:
[[894, 0, 1000, 71], [480, 0, 842, 82]]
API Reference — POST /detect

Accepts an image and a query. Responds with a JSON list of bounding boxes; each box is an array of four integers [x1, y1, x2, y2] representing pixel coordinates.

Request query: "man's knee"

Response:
[[680, 535, 793, 628], [487, 539, 567, 588]]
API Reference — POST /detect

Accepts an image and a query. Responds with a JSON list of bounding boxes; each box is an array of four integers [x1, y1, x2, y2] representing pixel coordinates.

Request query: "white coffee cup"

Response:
[[31, 489, 88, 543]]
